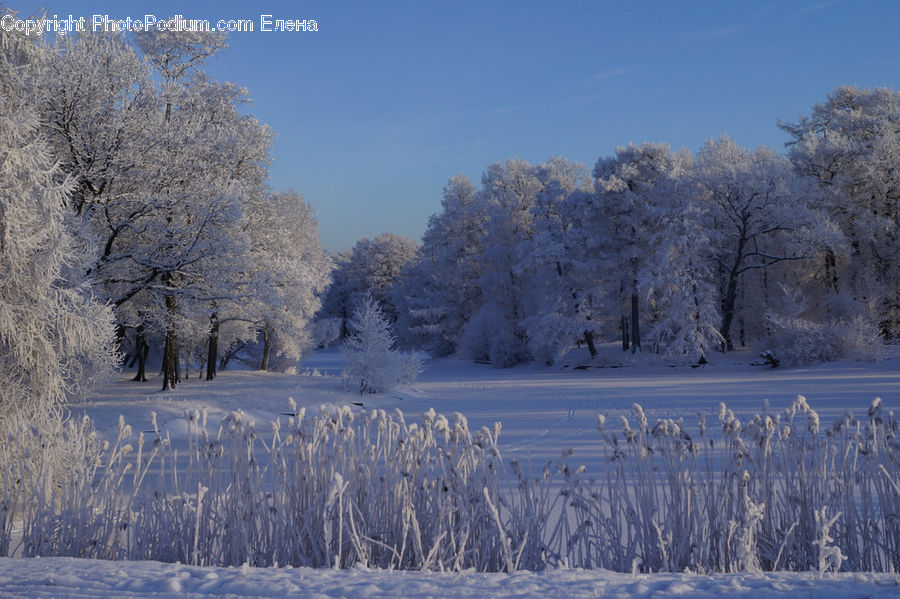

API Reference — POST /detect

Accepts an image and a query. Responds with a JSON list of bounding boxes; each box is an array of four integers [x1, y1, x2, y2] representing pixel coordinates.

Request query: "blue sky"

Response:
[[11, 0, 900, 252]]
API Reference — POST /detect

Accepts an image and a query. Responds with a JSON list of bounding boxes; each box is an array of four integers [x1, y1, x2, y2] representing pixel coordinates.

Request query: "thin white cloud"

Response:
[[684, 24, 742, 41], [566, 92, 608, 107], [489, 105, 520, 116], [795, 0, 841, 15], [591, 67, 633, 83]]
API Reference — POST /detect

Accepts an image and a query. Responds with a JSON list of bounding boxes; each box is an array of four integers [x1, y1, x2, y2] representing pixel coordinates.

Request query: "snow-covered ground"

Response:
[[1, 556, 899, 599], [4, 347, 900, 597], [75, 347, 900, 472]]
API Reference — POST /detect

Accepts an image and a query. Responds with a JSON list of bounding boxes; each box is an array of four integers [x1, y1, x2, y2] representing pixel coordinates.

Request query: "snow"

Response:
[[74, 347, 900, 472], [6, 347, 899, 597], [1, 556, 899, 599]]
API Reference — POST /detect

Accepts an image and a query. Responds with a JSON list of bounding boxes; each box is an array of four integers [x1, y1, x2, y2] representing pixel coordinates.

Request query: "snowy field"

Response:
[[3, 348, 900, 598], [71, 347, 900, 472], [1, 555, 900, 599]]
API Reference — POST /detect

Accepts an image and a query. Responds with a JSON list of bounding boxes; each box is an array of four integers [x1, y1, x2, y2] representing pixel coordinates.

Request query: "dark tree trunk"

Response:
[[162, 295, 178, 391], [131, 324, 149, 382], [206, 312, 219, 381], [621, 314, 630, 351], [720, 234, 747, 352], [630, 293, 641, 353], [720, 270, 740, 351], [584, 330, 597, 357], [739, 317, 746, 348], [260, 326, 272, 371], [825, 250, 839, 292]]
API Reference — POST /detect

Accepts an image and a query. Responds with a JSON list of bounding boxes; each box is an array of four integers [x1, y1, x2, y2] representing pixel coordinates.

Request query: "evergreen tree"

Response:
[[342, 294, 422, 394]]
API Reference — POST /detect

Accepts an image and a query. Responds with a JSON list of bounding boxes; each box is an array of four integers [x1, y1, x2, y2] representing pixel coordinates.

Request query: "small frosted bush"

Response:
[[764, 312, 885, 366], [342, 293, 422, 393], [764, 313, 841, 366]]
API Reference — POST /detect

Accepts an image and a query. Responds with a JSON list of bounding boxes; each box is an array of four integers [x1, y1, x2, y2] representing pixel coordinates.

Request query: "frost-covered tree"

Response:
[[591, 143, 691, 353], [358, 233, 420, 317], [127, 30, 270, 388], [392, 174, 485, 354], [640, 201, 723, 362], [320, 233, 418, 335], [0, 23, 118, 419], [38, 31, 156, 219], [517, 157, 595, 364], [342, 294, 422, 394], [36, 31, 158, 374], [145, 53, 270, 389], [780, 85, 900, 338], [245, 190, 332, 371], [459, 159, 541, 366], [692, 136, 837, 350], [36, 28, 272, 388]]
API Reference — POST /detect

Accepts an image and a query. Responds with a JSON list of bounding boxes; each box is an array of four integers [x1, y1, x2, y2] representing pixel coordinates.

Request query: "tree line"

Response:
[[325, 87, 899, 367]]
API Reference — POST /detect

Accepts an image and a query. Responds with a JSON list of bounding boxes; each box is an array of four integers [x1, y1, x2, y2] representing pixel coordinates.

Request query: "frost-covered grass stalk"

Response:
[[534, 396, 900, 573], [1, 403, 511, 571], [1, 396, 898, 573]]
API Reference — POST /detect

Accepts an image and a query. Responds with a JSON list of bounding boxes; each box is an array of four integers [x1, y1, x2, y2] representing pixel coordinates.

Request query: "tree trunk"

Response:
[[162, 295, 178, 390], [131, 324, 149, 382], [584, 330, 597, 357], [206, 312, 219, 381], [720, 234, 747, 352], [260, 326, 272, 371], [739, 317, 746, 348], [340, 307, 349, 340], [630, 293, 641, 353], [720, 271, 740, 351], [621, 314, 630, 351], [825, 250, 839, 292]]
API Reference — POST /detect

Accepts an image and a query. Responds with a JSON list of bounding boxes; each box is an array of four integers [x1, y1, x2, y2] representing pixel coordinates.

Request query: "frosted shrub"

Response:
[[764, 312, 885, 366], [814, 506, 844, 574], [342, 293, 423, 393], [764, 313, 841, 366]]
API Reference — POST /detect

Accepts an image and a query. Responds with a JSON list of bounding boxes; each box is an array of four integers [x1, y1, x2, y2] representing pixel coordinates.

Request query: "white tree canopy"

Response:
[[1, 25, 118, 418]]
